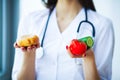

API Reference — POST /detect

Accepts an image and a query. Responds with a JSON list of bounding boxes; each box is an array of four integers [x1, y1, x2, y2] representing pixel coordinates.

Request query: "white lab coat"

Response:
[[12, 8, 114, 80]]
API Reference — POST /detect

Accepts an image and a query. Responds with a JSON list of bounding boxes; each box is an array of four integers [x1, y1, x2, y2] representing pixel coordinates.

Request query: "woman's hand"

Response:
[[82, 49, 100, 80], [14, 42, 40, 80], [67, 48, 100, 80]]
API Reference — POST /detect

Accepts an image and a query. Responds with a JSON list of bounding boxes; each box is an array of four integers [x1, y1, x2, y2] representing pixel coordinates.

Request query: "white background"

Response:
[[20, 0, 120, 80]]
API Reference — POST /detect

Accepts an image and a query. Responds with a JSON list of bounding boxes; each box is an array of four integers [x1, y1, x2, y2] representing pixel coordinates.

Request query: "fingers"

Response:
[[13, 42, 40, 54], [14, 42, 40, 49], [84, 49, 94, 58], [21, 45, 37, 53], [36, 43, 40, 48], [82, 53, 86, 57], [21, 47, 27, 51], [27, 46, 36, 52]]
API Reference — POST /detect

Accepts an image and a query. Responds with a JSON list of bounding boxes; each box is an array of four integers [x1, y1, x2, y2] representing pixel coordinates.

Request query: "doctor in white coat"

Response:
[[12, 0, 114, 80]]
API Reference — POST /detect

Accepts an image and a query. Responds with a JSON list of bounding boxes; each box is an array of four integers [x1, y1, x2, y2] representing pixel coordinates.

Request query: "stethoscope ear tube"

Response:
[[40, 10, 53, 47], [77, 8, 95, 37], [38, 8, 54, 59], [77, 20, 95, 37]]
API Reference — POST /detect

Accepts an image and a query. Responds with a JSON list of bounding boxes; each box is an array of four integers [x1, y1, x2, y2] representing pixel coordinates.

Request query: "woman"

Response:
[[12, 0, 114, 80]]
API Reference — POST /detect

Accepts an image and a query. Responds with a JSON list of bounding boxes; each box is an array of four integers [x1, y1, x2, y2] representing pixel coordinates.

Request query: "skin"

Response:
[[14, 0, 100, 80], [56, 0, 82, 33]]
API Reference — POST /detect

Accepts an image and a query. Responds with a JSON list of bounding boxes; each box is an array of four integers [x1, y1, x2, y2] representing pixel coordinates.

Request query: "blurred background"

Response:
[[0, 0, 120, 80]]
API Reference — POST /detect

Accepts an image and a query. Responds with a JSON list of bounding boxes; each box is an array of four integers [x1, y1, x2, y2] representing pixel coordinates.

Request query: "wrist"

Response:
[[82, 49, 95, 63], [23, 50, 36, 57], [83, 56, 95, 63], [23, 52, 36, 63], [82, 57, 100, 80]]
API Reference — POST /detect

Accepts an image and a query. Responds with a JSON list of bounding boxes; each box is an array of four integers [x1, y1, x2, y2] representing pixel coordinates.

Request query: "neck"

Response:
[[56, 0, 82, 18]]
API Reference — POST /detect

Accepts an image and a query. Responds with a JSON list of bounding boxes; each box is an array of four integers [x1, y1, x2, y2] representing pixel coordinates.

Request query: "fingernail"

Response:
[[28, 47, 31, 49], [37, 44, 40, 48], [21, 47, 25, 51], [83, 54, 86, 57], [66, 45, 68, 49], [32, 45, 36, 48]]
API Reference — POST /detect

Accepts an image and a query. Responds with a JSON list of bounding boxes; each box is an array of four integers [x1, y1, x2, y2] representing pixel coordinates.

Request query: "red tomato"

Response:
[[67, 39, 87, 56]]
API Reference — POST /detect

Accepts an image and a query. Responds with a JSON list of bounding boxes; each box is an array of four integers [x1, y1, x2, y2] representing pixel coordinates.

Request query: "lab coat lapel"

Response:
[[45, 8, 62, 42], [60, 8, 86, 44]]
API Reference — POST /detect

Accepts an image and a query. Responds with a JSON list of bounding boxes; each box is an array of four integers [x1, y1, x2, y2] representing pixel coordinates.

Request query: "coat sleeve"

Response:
[[93, 18, 114, 80], [12, 14, 33, 80]]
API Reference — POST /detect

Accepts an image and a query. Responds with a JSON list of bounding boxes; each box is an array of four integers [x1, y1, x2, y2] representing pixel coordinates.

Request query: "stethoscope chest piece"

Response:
[[36, 47, 44, 59]]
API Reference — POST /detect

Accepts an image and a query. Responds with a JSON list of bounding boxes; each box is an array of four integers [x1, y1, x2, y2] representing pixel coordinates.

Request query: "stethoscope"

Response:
[[36, 7, 95, 62]]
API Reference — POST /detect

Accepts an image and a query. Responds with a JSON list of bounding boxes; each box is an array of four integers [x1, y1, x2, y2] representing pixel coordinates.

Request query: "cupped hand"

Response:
[[14, 42, 40, 54], [66, 46, 94, 59]]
